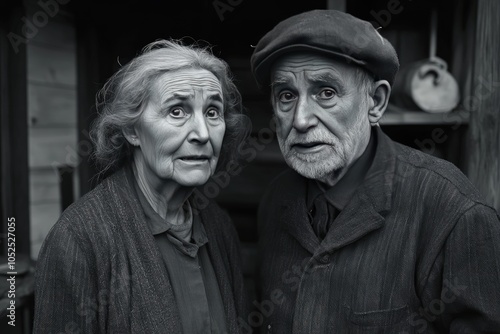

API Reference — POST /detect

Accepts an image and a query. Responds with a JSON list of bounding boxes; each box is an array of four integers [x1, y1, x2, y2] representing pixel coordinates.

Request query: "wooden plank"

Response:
[[30, 202, 61, 259], [466, 0, 500, 211], [28, 127, 78, 168], [381, 108, 470, 125], [28, 83, 77, 127], [27, 44, 76, 87], [29, 20, 76, 50], [30, 168, 60, 204]]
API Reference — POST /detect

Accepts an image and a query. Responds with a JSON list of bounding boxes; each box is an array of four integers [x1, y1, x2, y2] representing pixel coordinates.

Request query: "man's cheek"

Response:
[[274, 114, 292, 138]]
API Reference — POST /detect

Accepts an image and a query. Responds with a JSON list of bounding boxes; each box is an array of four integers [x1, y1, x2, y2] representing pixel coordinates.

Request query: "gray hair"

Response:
[[90, 39, 248, 175], [354, 66, 375, 97]]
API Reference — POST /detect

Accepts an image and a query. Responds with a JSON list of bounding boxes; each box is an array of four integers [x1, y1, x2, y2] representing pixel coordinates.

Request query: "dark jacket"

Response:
[[256, 127, 500, 333], [34, 167, 249, 333]]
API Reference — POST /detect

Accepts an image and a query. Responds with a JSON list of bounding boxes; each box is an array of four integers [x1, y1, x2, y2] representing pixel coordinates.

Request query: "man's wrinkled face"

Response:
[[270, 52, 372, 184]]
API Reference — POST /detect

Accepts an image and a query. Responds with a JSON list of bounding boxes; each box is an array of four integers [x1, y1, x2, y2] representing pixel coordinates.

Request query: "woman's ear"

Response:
[[368, 80, 391, 125], [122, 126, 140, 147]]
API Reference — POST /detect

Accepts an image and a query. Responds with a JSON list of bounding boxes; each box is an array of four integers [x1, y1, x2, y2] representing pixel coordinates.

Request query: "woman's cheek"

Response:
[[214, 124, 226, 156]]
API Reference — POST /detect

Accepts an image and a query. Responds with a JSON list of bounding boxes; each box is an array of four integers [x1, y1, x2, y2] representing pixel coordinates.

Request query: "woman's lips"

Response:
[[178, 155, 211, 165], [180, 155, 210, 160]]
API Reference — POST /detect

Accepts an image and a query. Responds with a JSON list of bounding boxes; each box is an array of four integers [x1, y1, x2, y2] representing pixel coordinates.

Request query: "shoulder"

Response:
[[59, 173, 118, 223], [47, 170, 130, 247], [391, 141, 488, 206]]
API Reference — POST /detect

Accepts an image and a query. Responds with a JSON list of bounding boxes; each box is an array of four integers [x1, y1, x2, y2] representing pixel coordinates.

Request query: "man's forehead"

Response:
[[271, 54, 351, 84]]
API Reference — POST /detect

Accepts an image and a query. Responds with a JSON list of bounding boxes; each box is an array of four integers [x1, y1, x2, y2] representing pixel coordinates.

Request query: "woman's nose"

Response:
[[187, 111, 210, 144]]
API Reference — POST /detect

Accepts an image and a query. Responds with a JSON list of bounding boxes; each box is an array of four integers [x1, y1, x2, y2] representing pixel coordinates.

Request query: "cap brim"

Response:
[[253, 43, 367, 89]]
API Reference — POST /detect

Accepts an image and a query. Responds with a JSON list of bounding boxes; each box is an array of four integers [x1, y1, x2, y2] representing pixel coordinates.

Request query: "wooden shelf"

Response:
[[380, 108, 470, 125]]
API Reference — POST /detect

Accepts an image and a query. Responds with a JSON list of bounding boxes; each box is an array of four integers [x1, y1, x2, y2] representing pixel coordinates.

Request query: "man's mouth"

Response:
[[292, 142, 325, 149], [290, 142, 328, 154]]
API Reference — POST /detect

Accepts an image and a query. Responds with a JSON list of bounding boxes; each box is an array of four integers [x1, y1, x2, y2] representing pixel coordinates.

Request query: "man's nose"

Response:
[[292, 97, 318, 132]]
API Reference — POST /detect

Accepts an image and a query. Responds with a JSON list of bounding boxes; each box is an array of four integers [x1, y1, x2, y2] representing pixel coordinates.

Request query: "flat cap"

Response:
[[250, 9, 400, 89]]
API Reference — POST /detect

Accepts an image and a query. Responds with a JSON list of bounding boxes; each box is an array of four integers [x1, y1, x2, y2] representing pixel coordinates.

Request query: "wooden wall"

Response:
[[1, 3, 30, 257], [26, 3, 77, 259], [466, 0, 500, 212]]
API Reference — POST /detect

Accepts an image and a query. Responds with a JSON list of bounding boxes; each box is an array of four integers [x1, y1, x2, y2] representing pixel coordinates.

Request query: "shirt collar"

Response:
[[307, 129, 377, 211]]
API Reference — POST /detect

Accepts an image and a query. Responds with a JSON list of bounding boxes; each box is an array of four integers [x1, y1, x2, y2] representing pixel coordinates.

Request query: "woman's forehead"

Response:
[[153, 68, 223, 99]]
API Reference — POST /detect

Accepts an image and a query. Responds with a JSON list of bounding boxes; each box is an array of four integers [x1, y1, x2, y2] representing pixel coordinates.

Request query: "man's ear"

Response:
[[122, 125, 140, 147], [368, 80, 391, 125]]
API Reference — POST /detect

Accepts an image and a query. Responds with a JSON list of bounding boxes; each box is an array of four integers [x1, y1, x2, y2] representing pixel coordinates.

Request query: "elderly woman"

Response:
[[34, 39, 249, 333]]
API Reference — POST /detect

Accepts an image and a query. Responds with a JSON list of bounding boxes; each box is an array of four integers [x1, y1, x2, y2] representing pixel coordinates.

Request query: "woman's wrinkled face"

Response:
[[132, 68, 226, 187]]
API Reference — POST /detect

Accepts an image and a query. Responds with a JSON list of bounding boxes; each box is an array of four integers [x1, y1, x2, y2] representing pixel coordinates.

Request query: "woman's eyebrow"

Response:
[[162, 93, 192, 104], [207, 93, 223, 103], [160, 92, 223, 105]]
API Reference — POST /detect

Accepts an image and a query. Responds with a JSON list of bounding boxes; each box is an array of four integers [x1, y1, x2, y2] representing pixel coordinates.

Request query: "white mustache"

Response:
[[285, 130, 337, 147]]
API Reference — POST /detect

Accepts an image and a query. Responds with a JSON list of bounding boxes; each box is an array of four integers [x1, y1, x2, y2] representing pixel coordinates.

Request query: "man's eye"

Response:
[[169, 108, 187, 118], [206, 108, 222, 119], [278, 91, 296, 103], [318, 89, 336, 100]]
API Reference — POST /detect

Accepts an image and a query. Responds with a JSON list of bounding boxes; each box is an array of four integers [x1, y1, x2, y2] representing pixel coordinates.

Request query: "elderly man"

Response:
[[249, 9, 500, 333]]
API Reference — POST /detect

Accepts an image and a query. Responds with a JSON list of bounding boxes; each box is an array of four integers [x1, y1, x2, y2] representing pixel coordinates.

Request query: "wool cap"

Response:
[[250, 9, 400, 89]]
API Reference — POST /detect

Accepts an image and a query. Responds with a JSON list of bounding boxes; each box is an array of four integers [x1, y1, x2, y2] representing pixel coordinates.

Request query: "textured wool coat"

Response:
[[256, 127, 500, 333], [34, 167, 249, 333]]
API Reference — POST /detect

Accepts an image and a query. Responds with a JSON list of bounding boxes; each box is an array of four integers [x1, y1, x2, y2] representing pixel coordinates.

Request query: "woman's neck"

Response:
[[131, 158, 193, 224]]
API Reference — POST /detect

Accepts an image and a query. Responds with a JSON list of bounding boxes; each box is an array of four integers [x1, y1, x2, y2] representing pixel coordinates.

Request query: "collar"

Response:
[[307, 131, 377, 211]]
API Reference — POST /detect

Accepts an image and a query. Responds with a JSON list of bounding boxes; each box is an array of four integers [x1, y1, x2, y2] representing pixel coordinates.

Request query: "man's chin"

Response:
[[285, 157, 343, 181]]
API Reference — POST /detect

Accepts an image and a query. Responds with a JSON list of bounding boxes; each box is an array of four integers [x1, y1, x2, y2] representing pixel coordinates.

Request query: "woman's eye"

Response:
[[206, 108, 221, 119], [318, 88, 336, 100], [278, 91, 296, 103], [169, 108, 186, 118]]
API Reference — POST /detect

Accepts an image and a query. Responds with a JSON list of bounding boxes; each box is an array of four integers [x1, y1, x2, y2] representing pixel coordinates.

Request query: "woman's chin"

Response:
[[173, 172, 211, 187]]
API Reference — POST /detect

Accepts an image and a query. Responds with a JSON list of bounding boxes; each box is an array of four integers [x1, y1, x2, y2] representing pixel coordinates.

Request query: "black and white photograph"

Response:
[[1, 0, 499, 333]]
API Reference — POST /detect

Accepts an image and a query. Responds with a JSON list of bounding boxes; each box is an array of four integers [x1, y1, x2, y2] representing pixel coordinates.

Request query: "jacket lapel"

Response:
[[281, 200, 321, 255], [319, 192, 384, 253], [105, 167, 182, 332], [198, 207, 239, 333], [320, 126, 396, 253], [279, 173, 321, 255]]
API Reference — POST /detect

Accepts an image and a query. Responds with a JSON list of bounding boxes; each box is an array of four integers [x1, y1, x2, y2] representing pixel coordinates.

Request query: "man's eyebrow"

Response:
[[308, 71, 343, 85], [270, 76, 291, 89]]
